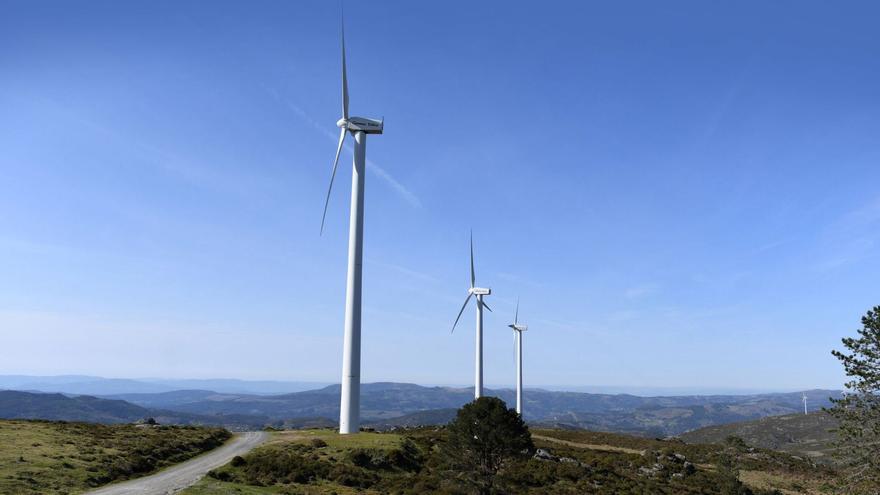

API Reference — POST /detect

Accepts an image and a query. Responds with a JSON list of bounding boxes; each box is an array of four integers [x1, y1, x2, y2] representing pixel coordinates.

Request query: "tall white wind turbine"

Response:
[[802, 393, 808, 415], [508, 298, 528, 416], [321, 17, 384, 435], [452, 232, 492, 399]]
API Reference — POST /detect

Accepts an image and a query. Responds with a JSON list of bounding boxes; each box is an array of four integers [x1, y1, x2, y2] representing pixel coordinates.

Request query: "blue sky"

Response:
[[1, 1, 878, 391]]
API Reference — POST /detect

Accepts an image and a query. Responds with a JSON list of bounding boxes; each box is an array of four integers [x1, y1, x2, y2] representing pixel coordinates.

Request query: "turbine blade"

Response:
[[469, 230, 475, 288], [341, 16, 349, 120], [451, 293, 473, 333], [320, 127, 348, 235], [514, 297, 520, 325], [479, 299, 492, 313]]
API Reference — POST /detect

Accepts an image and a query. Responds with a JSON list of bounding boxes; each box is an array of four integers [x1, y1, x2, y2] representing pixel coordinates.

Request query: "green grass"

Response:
[[0, 419, 231, 495], [270, 429, 404, 450]]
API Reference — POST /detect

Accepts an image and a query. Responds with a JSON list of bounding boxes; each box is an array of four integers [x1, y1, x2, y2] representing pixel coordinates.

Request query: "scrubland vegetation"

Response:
[[185, 413, 836, 494], [0, 419, 230, 495]]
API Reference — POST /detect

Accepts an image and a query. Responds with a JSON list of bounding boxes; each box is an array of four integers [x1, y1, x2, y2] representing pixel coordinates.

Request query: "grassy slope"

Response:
[[0, 419, 231, 495], [182, 427, 838, 495], [678, 411, 839, 463]]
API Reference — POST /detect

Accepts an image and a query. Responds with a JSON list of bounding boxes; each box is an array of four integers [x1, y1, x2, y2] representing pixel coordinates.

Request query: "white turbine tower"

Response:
[[802, 392, 808, 415], [452, 232, 492, 399], [321, 17, 384, 435], [508, 298, 528, 416]]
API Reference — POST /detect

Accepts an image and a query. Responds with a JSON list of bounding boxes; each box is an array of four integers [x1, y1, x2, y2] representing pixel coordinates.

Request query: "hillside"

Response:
[[0, 390, 152, 423], [181, 427, 837, 495], [679, 411, 839, 463], [0, 419, 230, 495]]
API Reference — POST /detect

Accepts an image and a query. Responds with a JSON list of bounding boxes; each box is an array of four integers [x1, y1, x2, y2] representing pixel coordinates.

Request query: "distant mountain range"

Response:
[[103, 383, 841, 435], [0, 375, 329, 395], [0, 377, 842, 437]]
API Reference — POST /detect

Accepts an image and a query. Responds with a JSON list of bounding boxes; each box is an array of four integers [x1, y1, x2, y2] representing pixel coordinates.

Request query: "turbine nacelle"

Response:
[[469, 287, 491, 296], [509, 324, 528, 332], [337, 116, 384, 134]]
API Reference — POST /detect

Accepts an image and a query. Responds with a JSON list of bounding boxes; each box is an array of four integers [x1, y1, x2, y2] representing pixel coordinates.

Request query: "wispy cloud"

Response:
[[368, 164, 421, 209], [839, 196, 880, 227], [624, 283, 658, 299], [365, 258, 439, 283], [266, 87, 422, 208], [702, 57, 755, 140], [811, 195, 880, 272], [12, 91, 271, 196], [748, 239, 792, 257]]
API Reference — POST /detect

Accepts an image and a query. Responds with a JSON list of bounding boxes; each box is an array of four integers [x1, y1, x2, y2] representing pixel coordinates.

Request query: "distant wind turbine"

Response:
[[508, 298, 528, 416], [321, 15, 384, 435], [802, 392, 808, 415], [452, 232, 492, 399]]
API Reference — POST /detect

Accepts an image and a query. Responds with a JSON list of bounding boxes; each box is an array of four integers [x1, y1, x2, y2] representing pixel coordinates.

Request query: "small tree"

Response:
[[829, 305, 880, 493], [442, 397, 534, 494], [716, 451, 754, 495]]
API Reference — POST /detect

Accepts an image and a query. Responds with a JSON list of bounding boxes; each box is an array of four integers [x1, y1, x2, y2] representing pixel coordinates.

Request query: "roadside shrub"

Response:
[[240, 446, 332, 485], [328, 463, 378, 488], [343, 441, 423, 472], [346, 448, 373, 468], [207, 469, 234, 482]]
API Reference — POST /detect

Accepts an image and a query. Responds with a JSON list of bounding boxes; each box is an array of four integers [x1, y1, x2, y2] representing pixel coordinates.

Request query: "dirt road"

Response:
[[85, 431, 267, 495]]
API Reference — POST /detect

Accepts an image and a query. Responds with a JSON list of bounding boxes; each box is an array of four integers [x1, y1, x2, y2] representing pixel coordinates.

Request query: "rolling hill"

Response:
[[0, 390, 152, 423], [679, 410, 840, 463]]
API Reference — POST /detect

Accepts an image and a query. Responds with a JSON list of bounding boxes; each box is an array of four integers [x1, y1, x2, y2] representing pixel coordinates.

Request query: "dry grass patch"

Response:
[[0, 419, 230, 495]]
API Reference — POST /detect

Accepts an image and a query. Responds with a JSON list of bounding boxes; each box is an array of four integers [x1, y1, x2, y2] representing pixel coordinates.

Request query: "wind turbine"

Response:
[[452, 232, 492, 399], [321, 16, 384, 435], [802, 392, 808, 415], [508, 298, 528, 416]]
